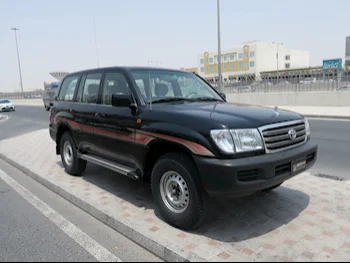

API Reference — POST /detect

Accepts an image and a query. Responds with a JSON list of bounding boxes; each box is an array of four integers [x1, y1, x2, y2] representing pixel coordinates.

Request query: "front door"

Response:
[[71, 73, 103, 153], [93, 71, 139, 168]]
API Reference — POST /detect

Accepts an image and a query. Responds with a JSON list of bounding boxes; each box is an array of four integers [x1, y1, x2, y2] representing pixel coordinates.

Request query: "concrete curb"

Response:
[[304, 114, 350, 120], [0, 153, 199, 262]]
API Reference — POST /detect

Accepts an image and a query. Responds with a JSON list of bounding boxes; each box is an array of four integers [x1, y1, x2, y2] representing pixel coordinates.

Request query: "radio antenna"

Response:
[[93, 14, 100, 68], [148, 60, 152, 111]]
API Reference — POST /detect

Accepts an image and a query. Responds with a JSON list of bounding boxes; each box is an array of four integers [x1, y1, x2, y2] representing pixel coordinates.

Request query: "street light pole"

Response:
[[11, 28, 24, 93], [273, 42, 283, 84], [217, 0, 223, 92]]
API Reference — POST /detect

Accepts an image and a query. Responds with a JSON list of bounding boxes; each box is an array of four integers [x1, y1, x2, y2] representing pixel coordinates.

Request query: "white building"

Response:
[[197, 41, 310, 81]]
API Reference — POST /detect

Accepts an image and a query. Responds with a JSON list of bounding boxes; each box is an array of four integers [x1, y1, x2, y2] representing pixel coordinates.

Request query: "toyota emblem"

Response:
[[288, 129, 297, 141]]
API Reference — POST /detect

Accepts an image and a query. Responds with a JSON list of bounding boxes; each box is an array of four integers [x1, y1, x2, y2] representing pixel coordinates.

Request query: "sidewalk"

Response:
[[0, 129, 349, 262], [12, 99, 43, 106], [275, 106, 350, 119]]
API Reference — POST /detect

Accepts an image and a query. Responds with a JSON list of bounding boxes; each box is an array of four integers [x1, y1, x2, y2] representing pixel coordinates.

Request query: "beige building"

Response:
[[198, 41, 310, 81]]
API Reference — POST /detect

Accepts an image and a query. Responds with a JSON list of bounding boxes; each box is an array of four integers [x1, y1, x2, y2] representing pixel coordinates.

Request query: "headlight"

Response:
[[305, 118, 311, 138], [210, 130, 235, 154], [211, 129, 264, 154]]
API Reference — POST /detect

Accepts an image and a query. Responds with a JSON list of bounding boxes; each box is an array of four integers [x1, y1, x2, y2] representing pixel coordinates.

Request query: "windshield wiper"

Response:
[[150, 97, 193, 104], [191, 97, 222, 102]]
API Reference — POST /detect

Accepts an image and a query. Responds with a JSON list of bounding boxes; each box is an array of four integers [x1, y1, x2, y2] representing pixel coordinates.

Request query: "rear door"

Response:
[[93, 70, 139, 167], [71, 72, 103, 152]]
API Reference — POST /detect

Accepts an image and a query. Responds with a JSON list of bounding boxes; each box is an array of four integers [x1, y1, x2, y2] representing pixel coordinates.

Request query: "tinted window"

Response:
[[82, 73, 102, 104], [0, 100, 10, 103], [101, 72, 130, 105], [58, 75, 79, 101]]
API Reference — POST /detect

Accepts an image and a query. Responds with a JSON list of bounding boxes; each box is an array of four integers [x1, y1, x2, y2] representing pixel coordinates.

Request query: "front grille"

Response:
[[259, 120, 307, 153]]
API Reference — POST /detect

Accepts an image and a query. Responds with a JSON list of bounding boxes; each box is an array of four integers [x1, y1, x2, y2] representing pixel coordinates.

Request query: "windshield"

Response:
[[0, 100, 10, 103], [129, 69, 223, 103]]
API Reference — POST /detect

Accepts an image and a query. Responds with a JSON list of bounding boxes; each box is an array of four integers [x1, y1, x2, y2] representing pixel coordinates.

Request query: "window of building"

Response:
[[209, 57, 214, 64], [210, 65, 214, 72], [200, 59, 204, 64], [239, 62, 243, 69], [230, 53, 235, 60], [224, 64, 227, 70], [285, 55, 291, 61], [230, 63, 234, 69], [285, 63, 291, 69], [245, 62, 249, 68], [239, 53, 243, 60], [205, 66, 209, 72], [82, 73, 102, 104], [224, 55, 228, 61], [200, 67, 205, 73], [250, 61, 255, 68], [205, 58, 209, 64], [58, 75, 79, 101], [102, 72, 130, 105], [250, 51, 255, 58], [244, 52, 249, 59]]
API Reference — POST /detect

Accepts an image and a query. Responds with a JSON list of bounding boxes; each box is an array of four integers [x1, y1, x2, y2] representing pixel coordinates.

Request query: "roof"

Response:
[[65, 66, 188, 78]]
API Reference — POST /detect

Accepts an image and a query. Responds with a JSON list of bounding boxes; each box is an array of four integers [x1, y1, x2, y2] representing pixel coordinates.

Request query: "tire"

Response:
[[262, 182, 283, 192], [151, 152, 205, 230], [60, 132, 87, 176]]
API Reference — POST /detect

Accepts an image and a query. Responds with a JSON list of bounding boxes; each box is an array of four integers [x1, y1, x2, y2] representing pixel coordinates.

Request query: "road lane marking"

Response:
[[0, 115, 9, 123], [0, 169, 122, 262]]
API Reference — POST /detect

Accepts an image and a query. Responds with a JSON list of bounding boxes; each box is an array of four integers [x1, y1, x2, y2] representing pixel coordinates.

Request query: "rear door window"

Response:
[[81, 73, 102, 104]]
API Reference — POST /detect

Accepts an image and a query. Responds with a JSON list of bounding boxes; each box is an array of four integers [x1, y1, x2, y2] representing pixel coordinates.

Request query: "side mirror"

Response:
[[111, 94, 133, 108], [219, 92, 226, 100]]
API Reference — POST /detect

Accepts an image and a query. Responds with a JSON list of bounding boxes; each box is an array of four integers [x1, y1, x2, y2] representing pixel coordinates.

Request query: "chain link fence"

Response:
[[1, 74, 350, 99], [0, 90, 45, 99], [216, 74, 350, 94]]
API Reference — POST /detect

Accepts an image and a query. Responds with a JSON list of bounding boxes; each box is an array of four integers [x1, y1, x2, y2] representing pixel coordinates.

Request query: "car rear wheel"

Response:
[[151, 153, 205, 230], [60, 132, 87, 176]]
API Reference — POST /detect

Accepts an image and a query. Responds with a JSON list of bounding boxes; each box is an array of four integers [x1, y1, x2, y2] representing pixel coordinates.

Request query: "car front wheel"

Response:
[[151, 153, 205, 230], [60, 132, 87, 176]]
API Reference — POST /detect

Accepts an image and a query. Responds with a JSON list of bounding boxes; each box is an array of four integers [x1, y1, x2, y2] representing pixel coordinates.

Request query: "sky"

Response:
[[0, 0, 349, 92]]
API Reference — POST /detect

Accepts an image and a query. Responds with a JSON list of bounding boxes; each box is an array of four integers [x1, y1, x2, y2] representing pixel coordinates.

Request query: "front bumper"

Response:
[[194, 140, 318, 199]]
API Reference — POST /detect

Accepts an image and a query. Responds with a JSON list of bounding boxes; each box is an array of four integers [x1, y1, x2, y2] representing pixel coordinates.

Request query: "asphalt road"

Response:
[[0, 158, 162, 262], [0, 106, 163, 261], [0, 106, 349, 181]]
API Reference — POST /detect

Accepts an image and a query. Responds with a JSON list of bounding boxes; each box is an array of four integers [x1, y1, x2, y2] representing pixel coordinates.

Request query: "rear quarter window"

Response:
[[58, 75, 80, 101]]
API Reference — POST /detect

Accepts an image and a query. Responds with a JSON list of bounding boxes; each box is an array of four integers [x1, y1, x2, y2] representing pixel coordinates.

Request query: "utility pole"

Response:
[[217, 0, 223, 92], [273, 42, 283, 84], [11, 28, 24, 93], [93, 15, 100, 68]]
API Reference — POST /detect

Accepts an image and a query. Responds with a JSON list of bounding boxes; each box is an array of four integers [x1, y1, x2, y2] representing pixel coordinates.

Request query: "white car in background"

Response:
[[300, 78, 316, 84], [0, 99, 15, 112]]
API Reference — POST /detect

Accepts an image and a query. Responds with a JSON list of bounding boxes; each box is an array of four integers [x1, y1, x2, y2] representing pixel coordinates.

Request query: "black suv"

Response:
[[50, 67, 318, 230]]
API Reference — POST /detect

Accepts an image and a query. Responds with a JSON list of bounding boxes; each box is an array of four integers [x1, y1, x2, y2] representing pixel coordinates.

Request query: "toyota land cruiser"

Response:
[[49, 67, 318, 230]]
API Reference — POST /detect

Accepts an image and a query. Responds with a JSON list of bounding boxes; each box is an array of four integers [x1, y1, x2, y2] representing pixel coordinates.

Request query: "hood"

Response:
[[0, 103, 12, 107], [150, 102, 303, 129]]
